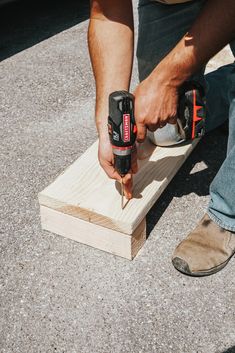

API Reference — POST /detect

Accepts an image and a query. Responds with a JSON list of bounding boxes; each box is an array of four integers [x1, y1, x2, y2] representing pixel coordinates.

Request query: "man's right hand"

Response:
[[98, 135, 137, 200]]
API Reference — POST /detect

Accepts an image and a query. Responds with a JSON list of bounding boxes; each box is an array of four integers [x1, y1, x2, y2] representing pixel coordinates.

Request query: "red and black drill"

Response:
[[108, 91, 136, 208], [108, 83, 206, 208]]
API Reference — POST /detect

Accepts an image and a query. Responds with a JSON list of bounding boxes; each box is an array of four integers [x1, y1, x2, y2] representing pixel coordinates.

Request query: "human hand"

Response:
[[98, 132, 138, 199], [134, 64, 179, 142]]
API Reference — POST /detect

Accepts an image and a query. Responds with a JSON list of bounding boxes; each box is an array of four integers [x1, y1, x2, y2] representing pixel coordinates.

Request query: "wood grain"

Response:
[[40, 206, 146, 260], [38, 138, 199, 234]]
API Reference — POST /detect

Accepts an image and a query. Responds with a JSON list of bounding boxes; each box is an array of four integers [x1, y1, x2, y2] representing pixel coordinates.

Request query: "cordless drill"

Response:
[[108, 84, 206, 207], [108, 91, 137, 178]]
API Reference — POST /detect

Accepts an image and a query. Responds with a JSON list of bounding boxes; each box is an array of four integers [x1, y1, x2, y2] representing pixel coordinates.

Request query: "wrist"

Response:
[[153, 38, 195, 88], [96, 119, 109, 141]]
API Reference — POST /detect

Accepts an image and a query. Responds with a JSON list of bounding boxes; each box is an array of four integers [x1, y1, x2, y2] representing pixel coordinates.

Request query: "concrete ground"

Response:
[[1, 1, 235, 352]]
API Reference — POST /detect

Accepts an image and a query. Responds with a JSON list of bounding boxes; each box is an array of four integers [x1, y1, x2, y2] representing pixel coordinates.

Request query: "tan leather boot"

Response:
[[172, 214, 235, 276]]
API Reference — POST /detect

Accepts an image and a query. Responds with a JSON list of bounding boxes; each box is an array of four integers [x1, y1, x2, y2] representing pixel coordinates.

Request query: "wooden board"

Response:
[[40, 206, 146, 260], [39, 138, 199, 236]]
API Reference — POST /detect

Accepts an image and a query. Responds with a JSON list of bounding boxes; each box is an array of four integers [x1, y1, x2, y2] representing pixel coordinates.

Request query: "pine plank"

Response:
[[40, 205, 146, 260], [38, 138, 200, 235]]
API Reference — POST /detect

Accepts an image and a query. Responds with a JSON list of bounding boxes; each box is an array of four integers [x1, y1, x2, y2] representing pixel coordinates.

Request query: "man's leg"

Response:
[[207, 54, 235, 231], [172, 44, 235, 276], [137, 0, 235, 276]]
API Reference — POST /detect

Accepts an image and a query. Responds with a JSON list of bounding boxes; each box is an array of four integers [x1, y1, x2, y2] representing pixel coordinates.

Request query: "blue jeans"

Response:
[[137, 0, 235, 231]]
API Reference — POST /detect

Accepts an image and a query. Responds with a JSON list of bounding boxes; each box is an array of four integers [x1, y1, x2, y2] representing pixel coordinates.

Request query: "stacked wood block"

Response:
[[38, 138, 199, 259]]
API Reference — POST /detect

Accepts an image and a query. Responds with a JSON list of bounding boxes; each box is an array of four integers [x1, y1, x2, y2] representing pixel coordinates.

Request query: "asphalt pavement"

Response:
[[1, 1, 235, 352]]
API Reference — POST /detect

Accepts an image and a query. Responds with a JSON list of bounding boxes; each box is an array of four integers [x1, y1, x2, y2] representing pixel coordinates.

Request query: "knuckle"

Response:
[[147, 124, 156, 132]]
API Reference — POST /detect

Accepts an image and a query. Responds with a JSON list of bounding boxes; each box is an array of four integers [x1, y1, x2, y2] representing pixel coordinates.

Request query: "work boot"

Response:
[[172, 214, 235, 276]]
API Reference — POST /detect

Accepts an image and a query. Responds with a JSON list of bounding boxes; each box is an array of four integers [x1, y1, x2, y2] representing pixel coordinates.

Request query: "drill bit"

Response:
[[121, 178, 130, 210], [121, 178, 124, 210]]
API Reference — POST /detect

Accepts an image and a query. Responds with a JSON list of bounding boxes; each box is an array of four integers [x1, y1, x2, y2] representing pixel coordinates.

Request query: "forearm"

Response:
[[155, 0, 235, 86], [88, 0, 134, 139]]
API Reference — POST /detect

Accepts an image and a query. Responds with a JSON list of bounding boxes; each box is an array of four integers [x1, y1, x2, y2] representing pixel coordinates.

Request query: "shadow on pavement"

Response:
[[221, 347, 235, 353], [0, 0, 90, 61], [146, 127, 228, 236]]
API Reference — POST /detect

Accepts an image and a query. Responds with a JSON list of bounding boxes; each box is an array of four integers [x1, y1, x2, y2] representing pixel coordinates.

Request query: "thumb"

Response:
[[136, 122, 147, 143], [122, 173, 133, 199]]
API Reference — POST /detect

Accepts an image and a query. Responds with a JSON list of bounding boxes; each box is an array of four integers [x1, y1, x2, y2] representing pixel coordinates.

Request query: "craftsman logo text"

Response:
[[123, 114, 130, 142]]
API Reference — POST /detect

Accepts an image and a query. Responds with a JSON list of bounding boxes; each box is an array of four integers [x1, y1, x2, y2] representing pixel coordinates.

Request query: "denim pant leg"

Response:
[[205, 61, 235, 133], [208, 46, 235, 231], [137, 1, 235, 230], [137, 0, 205, 81], [137, 0, 205, 146]]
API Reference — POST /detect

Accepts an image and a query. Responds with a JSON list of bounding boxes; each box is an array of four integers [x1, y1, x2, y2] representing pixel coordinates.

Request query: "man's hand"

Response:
[[134, 64, 179, 143], [98, 133, 138, 199]]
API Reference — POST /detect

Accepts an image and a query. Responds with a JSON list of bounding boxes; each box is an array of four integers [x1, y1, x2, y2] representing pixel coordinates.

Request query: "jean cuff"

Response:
[[207, 209, 235, 233]]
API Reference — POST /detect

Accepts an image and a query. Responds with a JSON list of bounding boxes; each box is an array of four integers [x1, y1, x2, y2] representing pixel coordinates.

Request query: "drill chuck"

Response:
[[112, 147, 132, 177]]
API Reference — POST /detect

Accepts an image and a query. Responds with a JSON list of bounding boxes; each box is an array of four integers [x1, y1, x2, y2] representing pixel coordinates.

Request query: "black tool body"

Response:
[[108, 91, 137, 176]]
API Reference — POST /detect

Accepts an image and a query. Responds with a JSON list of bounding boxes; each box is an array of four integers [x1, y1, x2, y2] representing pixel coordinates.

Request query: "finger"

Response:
[[122, 173, 133, 199], [122, 172, 132, 185], [136, 122, 147, 143], [100, 160, 122, 182]]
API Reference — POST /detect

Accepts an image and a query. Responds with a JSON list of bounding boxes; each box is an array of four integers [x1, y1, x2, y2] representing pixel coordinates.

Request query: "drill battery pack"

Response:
[[178, 81, 206, 141]]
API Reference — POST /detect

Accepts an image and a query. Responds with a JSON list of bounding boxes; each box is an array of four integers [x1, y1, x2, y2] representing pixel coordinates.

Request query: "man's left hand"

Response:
[[134, 64, 180, 143]]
